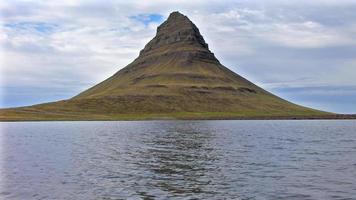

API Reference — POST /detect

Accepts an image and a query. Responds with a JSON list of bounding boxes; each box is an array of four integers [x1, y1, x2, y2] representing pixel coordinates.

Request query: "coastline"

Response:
[[1, 113, 355, 122]]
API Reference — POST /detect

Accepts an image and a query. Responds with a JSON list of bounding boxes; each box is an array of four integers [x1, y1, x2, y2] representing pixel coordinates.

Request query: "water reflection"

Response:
[[136, 123, 219, 197]]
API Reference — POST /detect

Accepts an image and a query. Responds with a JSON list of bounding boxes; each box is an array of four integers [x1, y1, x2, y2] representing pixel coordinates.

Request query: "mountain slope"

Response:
[[0, 11, 333, 120]]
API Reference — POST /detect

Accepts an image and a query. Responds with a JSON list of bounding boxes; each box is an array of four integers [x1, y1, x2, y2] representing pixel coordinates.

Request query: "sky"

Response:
[[0, 0, 355, 114]]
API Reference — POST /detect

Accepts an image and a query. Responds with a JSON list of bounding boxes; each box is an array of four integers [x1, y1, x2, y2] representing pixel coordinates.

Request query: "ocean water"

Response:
[[0, 120, 355, 200]]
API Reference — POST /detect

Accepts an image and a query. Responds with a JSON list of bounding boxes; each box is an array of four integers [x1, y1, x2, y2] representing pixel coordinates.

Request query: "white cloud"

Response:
[[262, 21, 356, 48]]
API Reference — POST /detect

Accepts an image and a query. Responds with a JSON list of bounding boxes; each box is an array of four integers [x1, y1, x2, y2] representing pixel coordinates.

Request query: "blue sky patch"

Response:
[[130, 13, 163, 25], [4, 22, 58, 33]]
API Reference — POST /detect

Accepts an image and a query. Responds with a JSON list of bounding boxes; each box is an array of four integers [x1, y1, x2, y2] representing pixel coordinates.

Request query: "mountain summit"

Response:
[[74, 11, 226, 100], [1, 11, 332, 120], [140, 11, 210, 56]]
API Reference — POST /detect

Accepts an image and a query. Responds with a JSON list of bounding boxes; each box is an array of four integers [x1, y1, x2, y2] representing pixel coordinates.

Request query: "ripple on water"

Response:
[[0, 120, 356, 199]]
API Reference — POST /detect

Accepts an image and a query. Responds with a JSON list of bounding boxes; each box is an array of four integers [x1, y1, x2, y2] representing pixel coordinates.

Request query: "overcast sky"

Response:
[[1, 0, 355, 113]]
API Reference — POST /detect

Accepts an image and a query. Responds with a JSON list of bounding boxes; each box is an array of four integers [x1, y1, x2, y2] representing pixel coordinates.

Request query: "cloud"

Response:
[[262, 21, 356, 48], [0, 0, 356, 113], [270, 86, 356, 114]]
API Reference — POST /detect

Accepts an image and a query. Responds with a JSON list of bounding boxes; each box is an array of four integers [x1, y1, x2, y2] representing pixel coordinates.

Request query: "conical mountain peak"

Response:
[[139, 11, 209, 56], [0, 11, 330, 120], [165, 11, 189, 23]]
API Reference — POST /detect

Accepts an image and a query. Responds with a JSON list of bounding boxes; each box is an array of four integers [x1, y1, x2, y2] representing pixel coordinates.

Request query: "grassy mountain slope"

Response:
[[0, 12, 335, 121]]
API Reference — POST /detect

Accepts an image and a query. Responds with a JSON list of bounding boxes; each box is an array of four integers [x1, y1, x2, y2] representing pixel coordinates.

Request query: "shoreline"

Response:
[[1, 114, 356, 122]]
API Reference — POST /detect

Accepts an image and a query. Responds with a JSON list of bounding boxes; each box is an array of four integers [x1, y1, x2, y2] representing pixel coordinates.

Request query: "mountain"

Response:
[[0, 11, 337, 121]]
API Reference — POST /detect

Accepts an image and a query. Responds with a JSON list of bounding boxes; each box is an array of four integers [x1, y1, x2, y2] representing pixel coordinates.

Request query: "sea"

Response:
[[0, 120, 355, 199]]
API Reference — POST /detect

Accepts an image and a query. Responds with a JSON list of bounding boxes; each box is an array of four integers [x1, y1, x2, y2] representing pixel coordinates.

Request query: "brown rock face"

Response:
[[140, 11, 210, 56]]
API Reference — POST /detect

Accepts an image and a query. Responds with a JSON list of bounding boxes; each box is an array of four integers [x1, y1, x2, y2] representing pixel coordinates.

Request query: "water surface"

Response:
[[1, 120, 356, 199]]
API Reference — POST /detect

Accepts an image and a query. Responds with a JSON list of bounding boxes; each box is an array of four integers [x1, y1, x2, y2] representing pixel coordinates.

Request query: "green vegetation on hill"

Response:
[[0, 11, 337, 121]]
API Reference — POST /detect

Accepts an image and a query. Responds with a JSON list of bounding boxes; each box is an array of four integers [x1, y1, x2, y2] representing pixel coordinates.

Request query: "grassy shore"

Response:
[[1, 109, 354, 121]]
